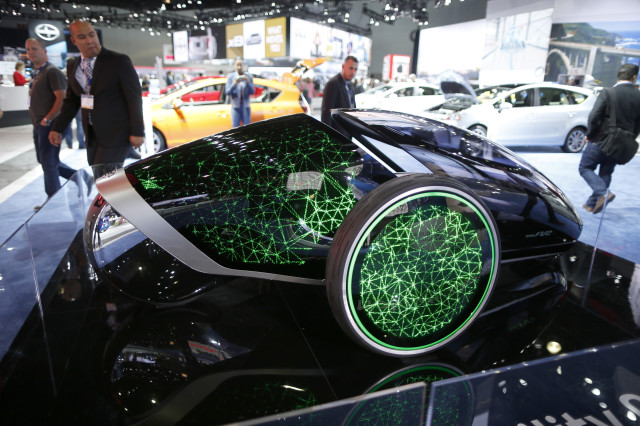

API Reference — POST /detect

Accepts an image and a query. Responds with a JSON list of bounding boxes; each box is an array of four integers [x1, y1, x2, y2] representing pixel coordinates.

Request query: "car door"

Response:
[[249, 83, 285, 122], [489, 88, 536, 144], [165, 82, 231, 144], [531, 87, 584, 144]]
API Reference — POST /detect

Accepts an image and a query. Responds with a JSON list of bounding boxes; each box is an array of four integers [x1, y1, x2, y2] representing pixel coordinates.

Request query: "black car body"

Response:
[[84, 110, 582, 357]]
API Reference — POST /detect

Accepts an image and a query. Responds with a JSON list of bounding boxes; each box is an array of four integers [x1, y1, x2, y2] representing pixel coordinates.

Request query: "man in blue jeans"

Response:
[[580, 63, 640, 214], [63, 109, 86, 149], [225, 59, 255, 127], [26, 37, 77, 207]]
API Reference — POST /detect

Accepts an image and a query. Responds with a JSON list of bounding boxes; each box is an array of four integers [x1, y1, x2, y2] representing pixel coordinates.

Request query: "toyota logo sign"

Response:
[[35, 23, 60, 41]]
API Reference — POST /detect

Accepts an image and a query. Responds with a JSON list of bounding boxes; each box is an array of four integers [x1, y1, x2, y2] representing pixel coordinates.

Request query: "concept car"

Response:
[[84, 110, 582, 357]]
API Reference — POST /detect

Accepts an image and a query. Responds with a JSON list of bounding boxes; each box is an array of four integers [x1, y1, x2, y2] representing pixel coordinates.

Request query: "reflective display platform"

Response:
[[0, 170, 639, 425]]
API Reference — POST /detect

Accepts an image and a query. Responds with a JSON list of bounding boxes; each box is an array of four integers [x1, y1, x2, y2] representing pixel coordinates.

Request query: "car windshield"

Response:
[[362, 84, 395, 95]]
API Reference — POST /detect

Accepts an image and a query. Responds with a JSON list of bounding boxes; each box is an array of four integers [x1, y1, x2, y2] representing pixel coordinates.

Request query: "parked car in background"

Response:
[[355, 82, 445, 112], [151, 77, 309, 152], [418, 83, 596, 153]]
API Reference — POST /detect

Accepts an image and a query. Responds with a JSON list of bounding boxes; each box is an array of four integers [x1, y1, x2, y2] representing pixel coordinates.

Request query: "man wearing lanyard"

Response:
[[225, 59, 255, 127], [49, 19, 144, 177], [25, 37, 77, 205]]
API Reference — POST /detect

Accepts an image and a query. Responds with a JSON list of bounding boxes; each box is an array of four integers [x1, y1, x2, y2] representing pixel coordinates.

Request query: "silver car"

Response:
[[421, 83, 597, 153]]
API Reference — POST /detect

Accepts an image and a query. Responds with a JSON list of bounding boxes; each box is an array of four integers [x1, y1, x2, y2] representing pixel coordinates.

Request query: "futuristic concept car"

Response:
[[84, 110, 582, 357]]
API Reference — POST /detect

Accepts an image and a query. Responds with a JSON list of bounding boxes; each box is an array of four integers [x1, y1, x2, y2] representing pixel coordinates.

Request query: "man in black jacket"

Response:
[[321, 56, 358, 131], [579, 63, 640, 214], [49, 20, 144, 177]]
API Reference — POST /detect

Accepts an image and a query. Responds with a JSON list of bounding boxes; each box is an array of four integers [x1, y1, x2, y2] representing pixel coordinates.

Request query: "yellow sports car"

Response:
[[150, 77, 310, 151]]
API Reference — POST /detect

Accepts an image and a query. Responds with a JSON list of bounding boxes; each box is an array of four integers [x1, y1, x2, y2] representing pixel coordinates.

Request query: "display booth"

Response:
[[0, 145, 639, 424]]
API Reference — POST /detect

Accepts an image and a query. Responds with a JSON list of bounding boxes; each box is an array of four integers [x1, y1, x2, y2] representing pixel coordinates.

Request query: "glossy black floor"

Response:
[[0, 231, 638, 425]]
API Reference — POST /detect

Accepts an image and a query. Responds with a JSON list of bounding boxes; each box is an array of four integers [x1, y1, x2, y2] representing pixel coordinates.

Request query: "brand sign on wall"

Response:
[[28, 20, 65, 45], [265, 17, 287, 57], [28, 20, 67, 68], [226, 23, 245, 59]]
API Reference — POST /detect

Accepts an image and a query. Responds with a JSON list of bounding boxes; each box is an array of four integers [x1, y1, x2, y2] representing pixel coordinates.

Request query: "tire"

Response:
[[153, 128, 167, 153], [468, 125, 488, 138], [326, 174, 500, 357], [562, 127, 586, 153]]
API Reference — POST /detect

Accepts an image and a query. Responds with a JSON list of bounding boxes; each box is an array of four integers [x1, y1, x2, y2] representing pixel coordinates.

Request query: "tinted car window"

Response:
[[181, 83, 225, 104], [502, 89, 534, 108], [393, 87, 415, 97], [567, 90, 588, 104], [250, 84, 280, 103], [418, 86, 439, 96], [538, 88, 570, 106]]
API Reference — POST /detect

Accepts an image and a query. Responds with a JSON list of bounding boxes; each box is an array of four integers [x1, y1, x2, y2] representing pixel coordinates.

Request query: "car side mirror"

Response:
[[498, 102, 513, 112], [172, 98, 184, 109]]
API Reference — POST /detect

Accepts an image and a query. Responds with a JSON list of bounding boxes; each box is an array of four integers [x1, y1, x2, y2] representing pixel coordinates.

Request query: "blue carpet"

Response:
[[516, 148, 640, 264]]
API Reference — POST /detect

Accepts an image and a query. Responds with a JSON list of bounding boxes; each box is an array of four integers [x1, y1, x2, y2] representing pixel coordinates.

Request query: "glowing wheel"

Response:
[[326, 175, 500, 357]]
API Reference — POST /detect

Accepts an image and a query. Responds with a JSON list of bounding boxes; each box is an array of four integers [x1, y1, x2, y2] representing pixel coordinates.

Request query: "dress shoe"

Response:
[[592, 192, 615, 214], [582, 204, 593, 213]]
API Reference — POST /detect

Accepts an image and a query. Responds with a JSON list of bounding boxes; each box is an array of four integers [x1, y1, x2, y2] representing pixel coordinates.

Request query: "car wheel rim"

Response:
[[342, 189, 498, 354], [567, 130, 586, 152], [153, 133, 162, 153]]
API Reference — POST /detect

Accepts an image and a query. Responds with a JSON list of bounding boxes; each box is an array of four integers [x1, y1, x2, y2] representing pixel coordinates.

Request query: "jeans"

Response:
[[231, 106, 251, 127], [578, 142, 617, 208], [63, 110, 85, 148], [33, 124, 77, 197]]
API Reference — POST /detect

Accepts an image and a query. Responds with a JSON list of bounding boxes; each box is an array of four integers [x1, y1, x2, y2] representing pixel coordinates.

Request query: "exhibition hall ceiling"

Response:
[[0, 0, 450, 34]]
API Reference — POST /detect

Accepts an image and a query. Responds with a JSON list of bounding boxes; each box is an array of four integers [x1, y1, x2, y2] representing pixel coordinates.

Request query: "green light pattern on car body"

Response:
[[347, 192, 496, 350], [128, 120, 358, 267]]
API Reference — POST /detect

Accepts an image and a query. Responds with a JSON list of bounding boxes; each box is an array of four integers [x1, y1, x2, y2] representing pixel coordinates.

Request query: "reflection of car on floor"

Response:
[[84, 110, 582, 358], [150, 76, 310, 152], [420, 83, 596, 153]]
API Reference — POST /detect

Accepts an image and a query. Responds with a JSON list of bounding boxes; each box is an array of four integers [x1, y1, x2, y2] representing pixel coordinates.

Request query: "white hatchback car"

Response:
[[420, 83, 596, 153], [355, 82, 445, 112]]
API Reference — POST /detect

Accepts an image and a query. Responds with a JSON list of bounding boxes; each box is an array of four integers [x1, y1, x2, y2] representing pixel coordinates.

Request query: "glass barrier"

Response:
[[0, 222, 58, 409], [238, 382, 426, 426], [0, 223, 39, 360], [0, 167, 94, 386], [586, 188, 640, 266], [426, 339, 640, 425]]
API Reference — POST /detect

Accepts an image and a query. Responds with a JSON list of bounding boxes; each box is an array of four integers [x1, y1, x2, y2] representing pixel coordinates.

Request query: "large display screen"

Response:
[[289, 17, 371, 65], [416, 19, 486, 82], [480, 8, 553, 85], [546, 20, 640, 86], [172, 27, 226, 62]]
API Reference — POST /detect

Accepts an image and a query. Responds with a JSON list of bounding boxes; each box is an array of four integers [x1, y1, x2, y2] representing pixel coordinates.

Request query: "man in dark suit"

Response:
[[579, 63, 640, 214], [49, 20, 144, 177], [321, 56, 358, 130]]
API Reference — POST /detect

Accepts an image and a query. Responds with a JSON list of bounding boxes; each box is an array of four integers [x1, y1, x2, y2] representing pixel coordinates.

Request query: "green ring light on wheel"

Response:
[[346, 191, 497, 352]]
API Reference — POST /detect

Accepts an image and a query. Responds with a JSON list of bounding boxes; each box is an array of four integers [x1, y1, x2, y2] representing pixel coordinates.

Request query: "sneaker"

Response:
[[592, 193, 615, 214], [582, 204, 594, 213]]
